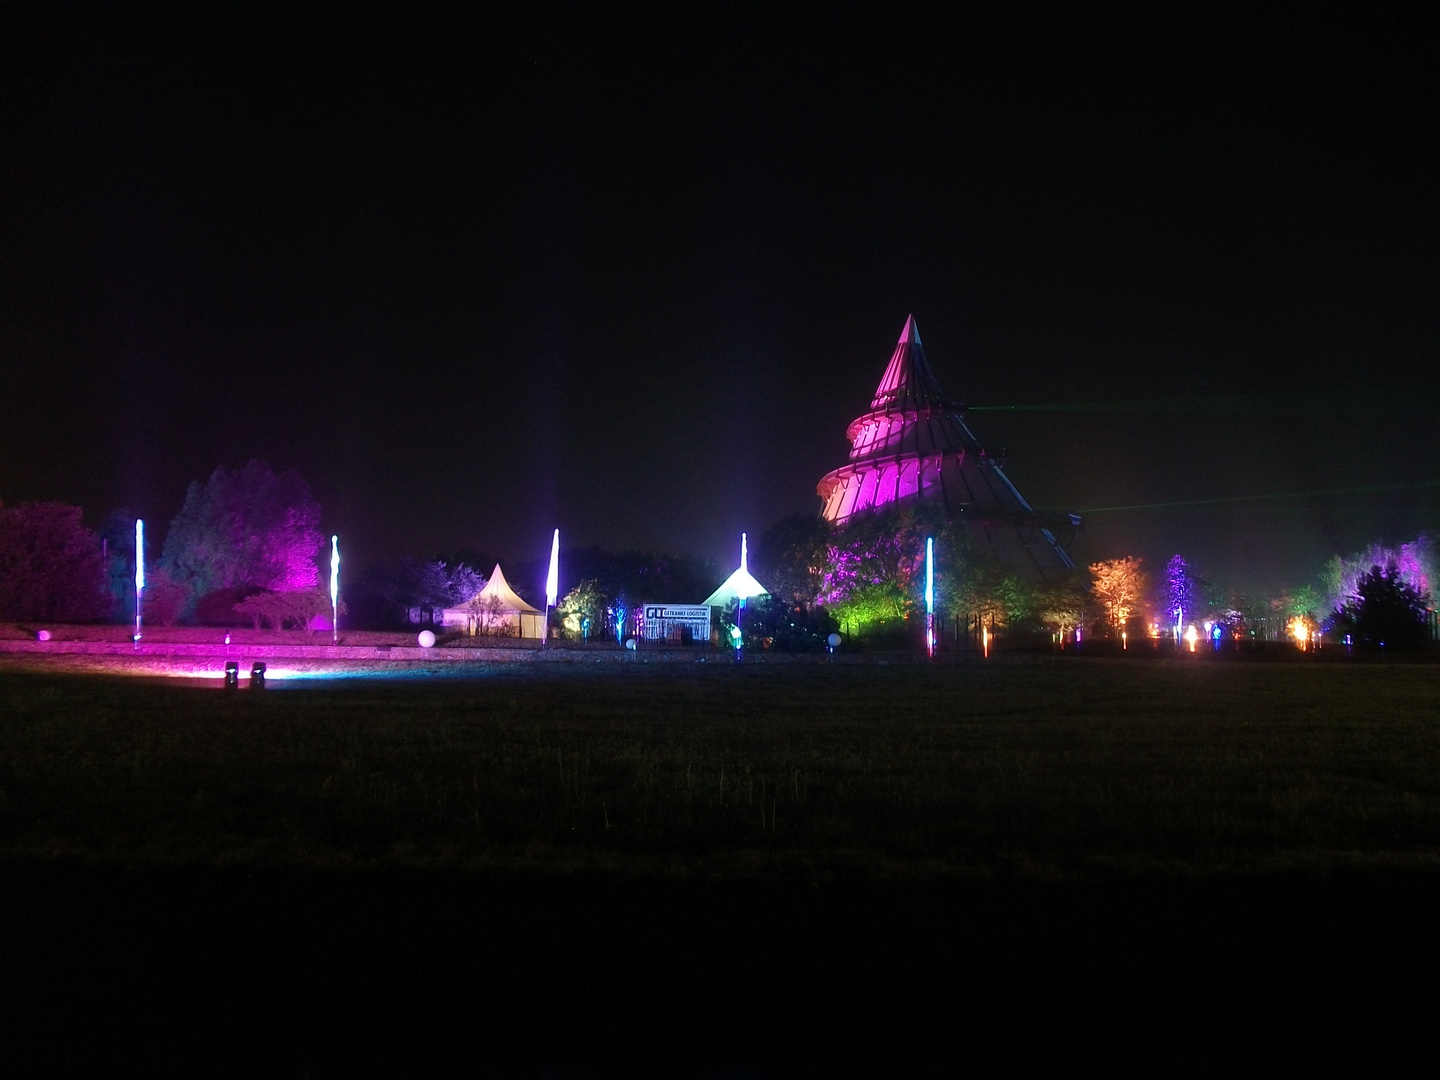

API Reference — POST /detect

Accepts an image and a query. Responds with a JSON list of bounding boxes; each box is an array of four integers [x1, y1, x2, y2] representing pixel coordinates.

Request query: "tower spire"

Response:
[[815, 314, 1080, 582], [871, 315, 944, 410]]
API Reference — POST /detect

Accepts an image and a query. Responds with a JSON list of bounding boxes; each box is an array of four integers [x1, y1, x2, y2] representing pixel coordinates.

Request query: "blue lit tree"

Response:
[[1164, 554, 1197, 630]]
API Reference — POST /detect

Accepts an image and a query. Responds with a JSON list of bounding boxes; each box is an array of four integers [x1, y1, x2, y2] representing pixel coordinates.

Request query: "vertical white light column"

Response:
[[737, 532, 748, 662], [133, 519, 145, 647], [330, 535, 340, 646], [925, 536, 935, 658], [544, 528, 560, 648]]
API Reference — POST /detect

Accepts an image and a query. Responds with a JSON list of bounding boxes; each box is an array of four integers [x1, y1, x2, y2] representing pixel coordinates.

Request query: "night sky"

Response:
[[2, 3, 1436, 590]]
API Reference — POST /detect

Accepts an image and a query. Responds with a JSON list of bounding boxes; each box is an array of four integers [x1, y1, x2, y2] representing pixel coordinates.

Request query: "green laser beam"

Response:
[[1077, 480, 1440, 514], [969, 395, 1439, 414]]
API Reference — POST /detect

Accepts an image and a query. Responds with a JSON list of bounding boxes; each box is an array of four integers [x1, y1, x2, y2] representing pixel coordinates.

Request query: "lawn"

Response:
[[2, 656, 1438, 880]]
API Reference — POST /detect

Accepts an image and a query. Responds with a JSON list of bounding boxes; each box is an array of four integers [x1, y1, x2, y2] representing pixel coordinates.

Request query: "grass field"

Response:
[[3, 656, 1438, 880]]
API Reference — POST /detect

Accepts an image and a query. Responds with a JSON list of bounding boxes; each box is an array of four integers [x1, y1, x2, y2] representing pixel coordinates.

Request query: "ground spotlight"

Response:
[[250, 661, 267, 689], [224, 661, 239, 689]]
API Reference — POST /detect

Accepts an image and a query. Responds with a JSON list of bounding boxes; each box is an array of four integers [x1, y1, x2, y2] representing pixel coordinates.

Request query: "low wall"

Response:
[[0, 638, 533, 663], [0, 637, 943, 677]]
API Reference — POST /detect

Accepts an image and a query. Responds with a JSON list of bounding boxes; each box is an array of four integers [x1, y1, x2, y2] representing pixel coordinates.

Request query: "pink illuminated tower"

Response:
[[816, 315, 1079, 581]]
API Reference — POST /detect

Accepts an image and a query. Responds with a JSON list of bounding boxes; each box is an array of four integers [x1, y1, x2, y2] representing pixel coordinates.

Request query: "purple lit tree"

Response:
[[1319, 536, 1435, 615], [348, 556, 486, 627], [161, 460, 324, 606], [814, 517, 915, 630], [1335, 564, 1431, 650], [813, 503, 1039, 636], [1164, 554, 1196, 632]]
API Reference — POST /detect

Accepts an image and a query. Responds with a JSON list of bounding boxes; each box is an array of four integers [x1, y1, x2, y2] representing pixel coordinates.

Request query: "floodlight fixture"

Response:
[[224, 661, 239, 689], [250, 661, 267, 688]]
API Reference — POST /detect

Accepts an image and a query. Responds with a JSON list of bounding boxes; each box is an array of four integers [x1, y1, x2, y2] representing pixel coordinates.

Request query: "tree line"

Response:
[[1, 466, 1433, 649], [1, 461, 334, 629]]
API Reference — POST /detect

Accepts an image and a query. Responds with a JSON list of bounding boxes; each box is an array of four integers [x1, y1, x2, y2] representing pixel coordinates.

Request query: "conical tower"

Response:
[[816, 316, 1079, 581]]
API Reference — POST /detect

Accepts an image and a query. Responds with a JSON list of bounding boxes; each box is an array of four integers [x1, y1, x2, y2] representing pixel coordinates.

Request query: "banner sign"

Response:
[[640, 604, 712, 643]]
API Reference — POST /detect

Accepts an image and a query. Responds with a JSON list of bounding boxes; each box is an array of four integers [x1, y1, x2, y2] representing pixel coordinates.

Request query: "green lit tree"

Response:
[[558, 579, 606, 640]]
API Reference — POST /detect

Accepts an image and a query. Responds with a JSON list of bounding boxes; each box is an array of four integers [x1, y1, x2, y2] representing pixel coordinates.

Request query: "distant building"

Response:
[[816, 315, 1079, 582]]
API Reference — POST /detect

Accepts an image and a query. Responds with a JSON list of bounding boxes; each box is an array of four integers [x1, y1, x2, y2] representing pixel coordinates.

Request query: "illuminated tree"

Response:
[[1036, 579, 1091, 636], [142, 570, 190, 627], [950, 561, 1035, 627], [448, 563, 486, 606], [755, 513, 829, 606], [477, 593, 508, 636], [721, 593, 838, 651], [1335, 564, 1431, 650], [98, 507, 143, 620], [349, 557, 485, 628], [1277, 584, 1322, 620], [813, 502, 1056, 638], [815, 504, 938, 631], [1163, 554, 1196, 627], [558, 579, 606, 639], [1319, 535, 1434, 615], [162, 460, 323, 603], [1089, 556, 1148, 632], [0, 500, 109, 622], [233, 588, 344, 633]]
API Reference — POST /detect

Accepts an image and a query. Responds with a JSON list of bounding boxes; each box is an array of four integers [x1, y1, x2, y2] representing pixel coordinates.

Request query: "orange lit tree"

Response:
[[1088, 556, 1148, 633]]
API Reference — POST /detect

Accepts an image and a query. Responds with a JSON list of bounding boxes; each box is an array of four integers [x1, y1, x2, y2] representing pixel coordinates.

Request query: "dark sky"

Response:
[[2, 3, 1436, 589]]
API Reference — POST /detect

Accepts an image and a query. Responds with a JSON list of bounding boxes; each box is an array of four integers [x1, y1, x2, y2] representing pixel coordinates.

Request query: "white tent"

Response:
[[442, 563, 546, 638], [703, 533, 771, 608]]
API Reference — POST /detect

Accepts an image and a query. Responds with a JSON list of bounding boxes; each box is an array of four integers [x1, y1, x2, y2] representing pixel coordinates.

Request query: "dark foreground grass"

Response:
[[4, 658, 1440, 1075], [3, 656, 1438, 880]]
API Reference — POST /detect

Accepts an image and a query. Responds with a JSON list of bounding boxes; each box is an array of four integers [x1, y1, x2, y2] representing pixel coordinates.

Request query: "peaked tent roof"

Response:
[[455, 563, 541, 614], [816, 315, 1079, 582], [703, 566, 770, 608], [702, 533, 771, 607]]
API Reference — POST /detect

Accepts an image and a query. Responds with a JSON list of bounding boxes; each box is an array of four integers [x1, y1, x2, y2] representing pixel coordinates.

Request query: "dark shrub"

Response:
[[1335, 564, 1432, 650], [195, 585, 266, 626]]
